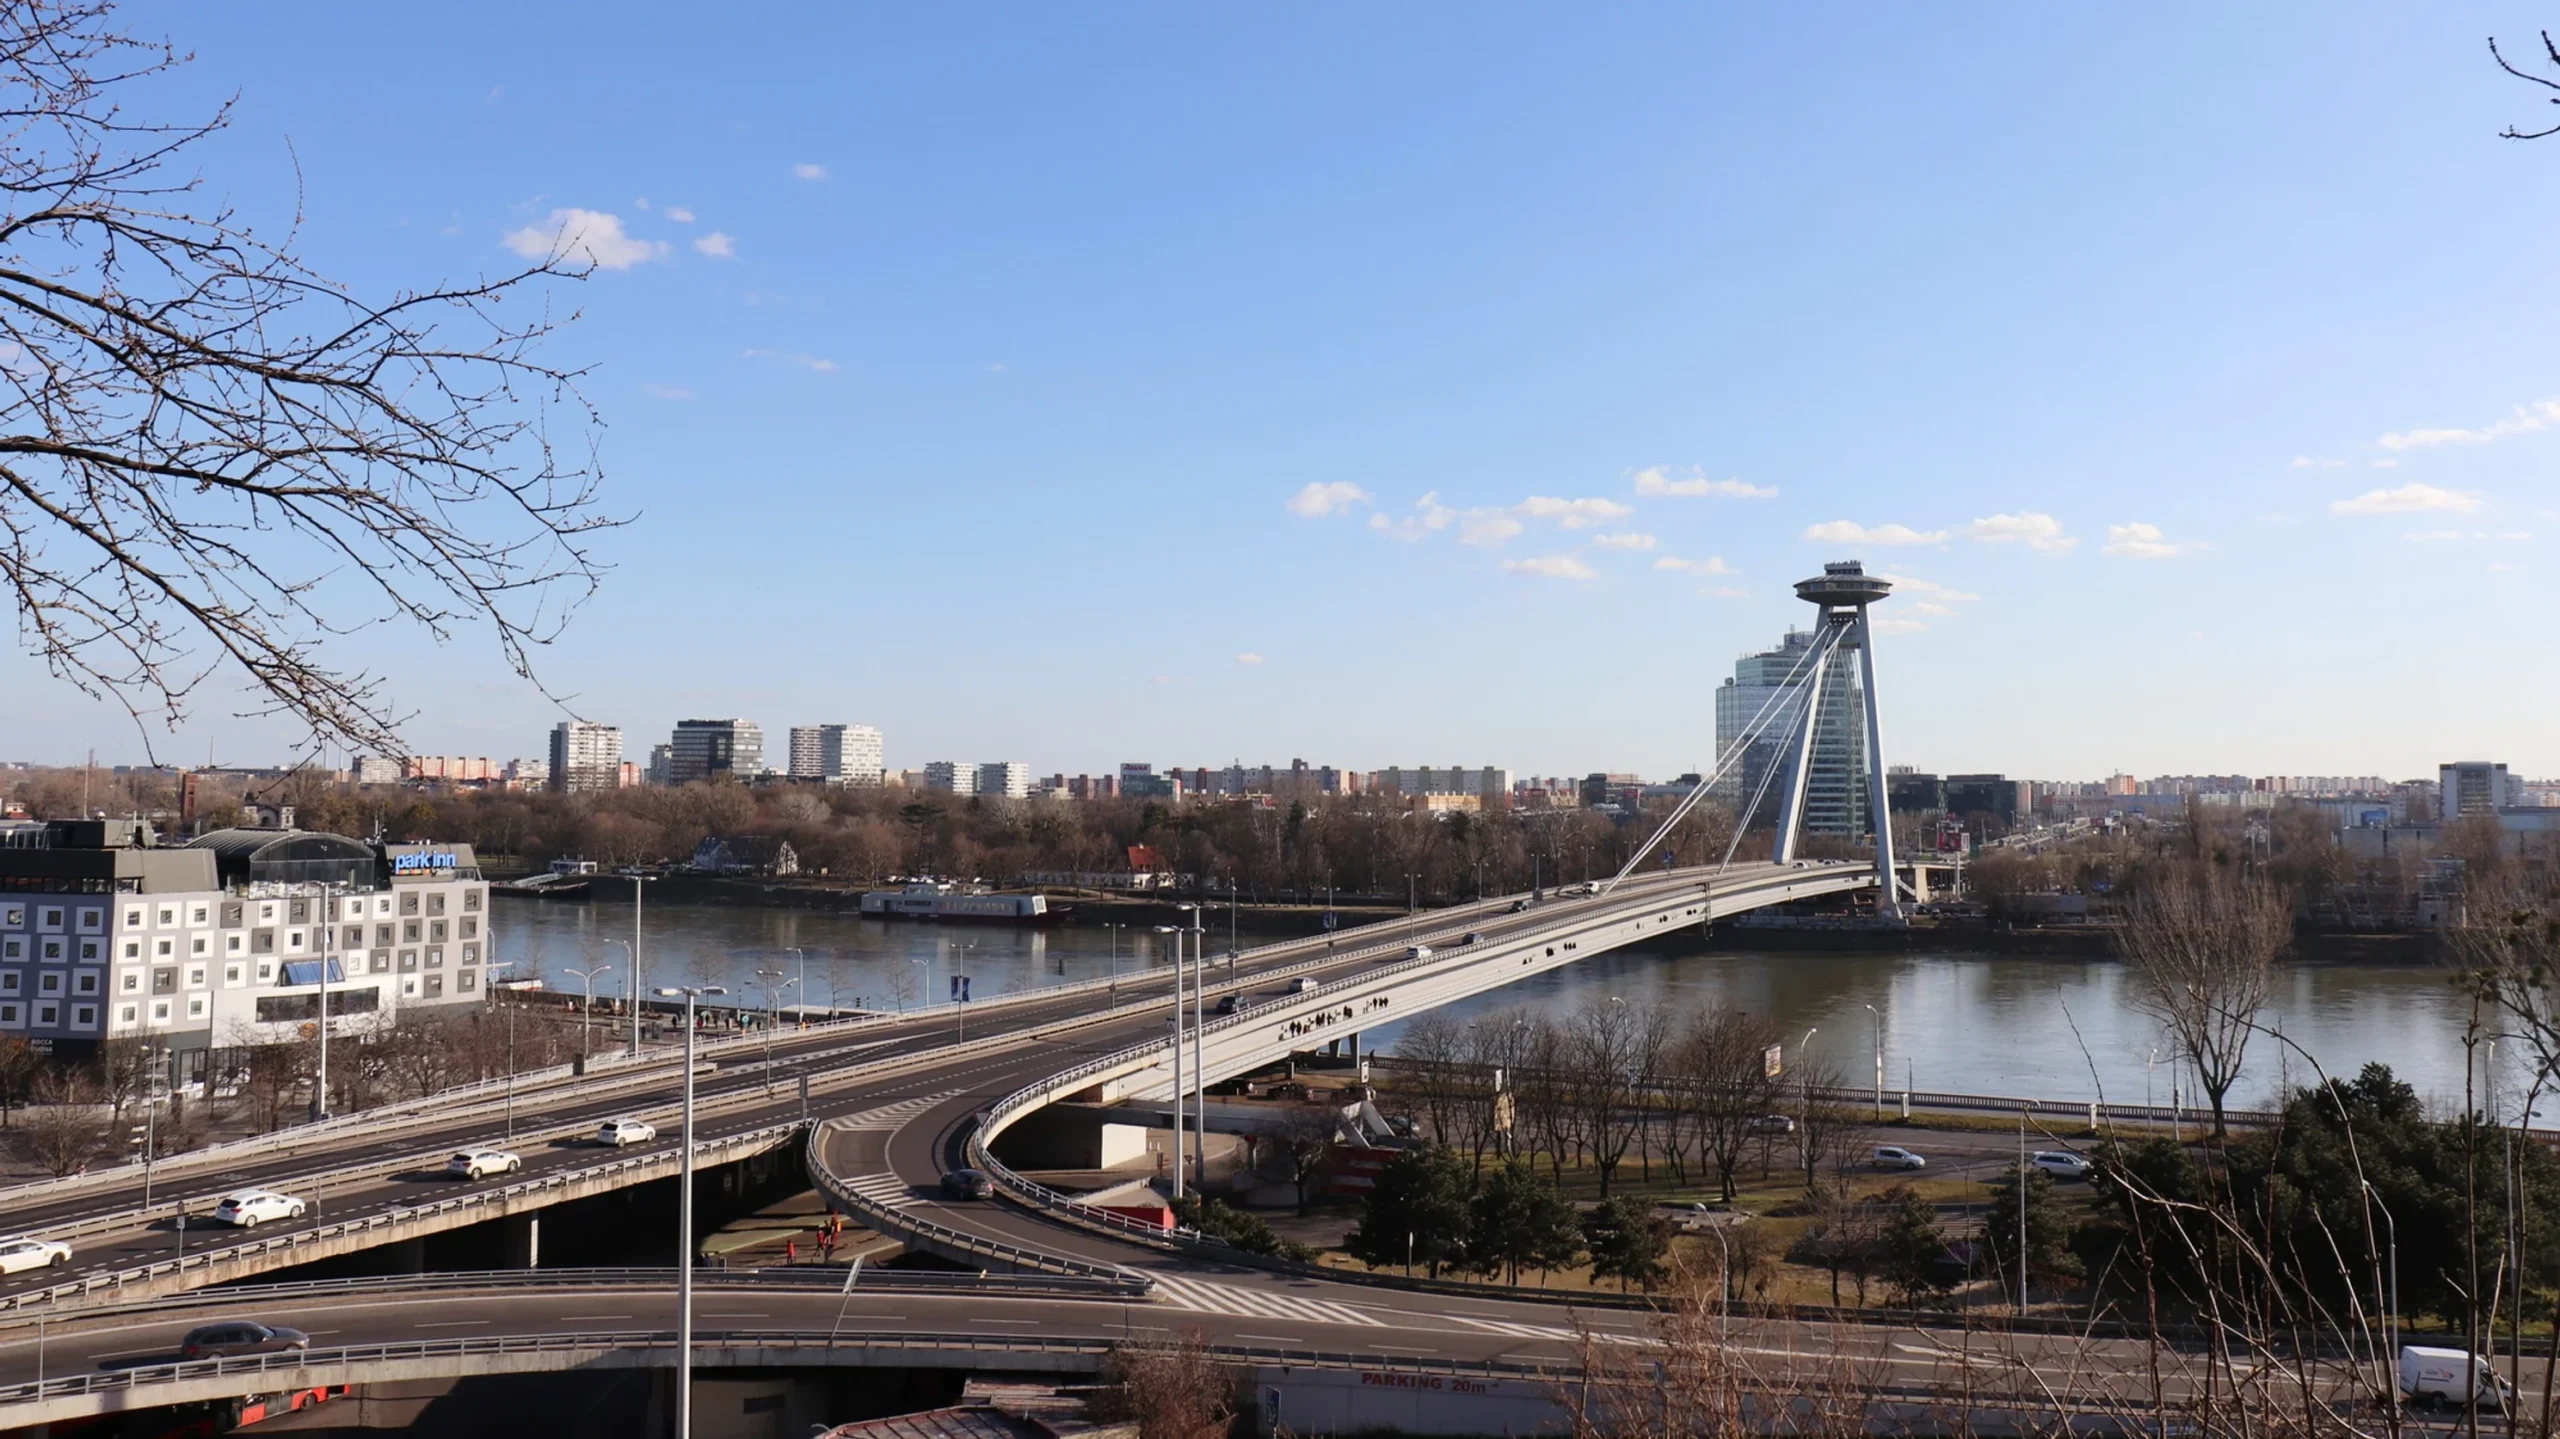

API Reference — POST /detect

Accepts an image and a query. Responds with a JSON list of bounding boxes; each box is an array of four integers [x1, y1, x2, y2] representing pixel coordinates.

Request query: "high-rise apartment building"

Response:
[[666, 720, 763, 784], [787, 724, 885, 784], [922, 761, 978, 796], [1714, 626, 1867, 836], [548, 721, 624, 793], [975, 761, 1031, 799], [2440, 761, 2519, 818]]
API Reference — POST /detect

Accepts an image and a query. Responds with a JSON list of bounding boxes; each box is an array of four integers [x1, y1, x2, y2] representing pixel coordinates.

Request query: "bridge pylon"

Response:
[[1774, 560, 1902, 919]]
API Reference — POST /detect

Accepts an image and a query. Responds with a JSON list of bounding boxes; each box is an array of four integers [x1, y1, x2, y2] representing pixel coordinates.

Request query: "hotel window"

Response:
[[154, 938, 172, 957], [1, 905, 19, 926], [40, 908, 61, 927], [35, 1003, 57, 1025], [374, 923, 393, 946], [371, 953, 391, 974], [425, 947, 444, 970], [428, 920, 447, 943], [0, 1003, 16, 1024], [123, 906, 143, 928], [122, 940, 139, 960], [187, 998, 205, 1018], [402, 921, 420, 943], [400, 976, 419, 997], [460, 916, 479, 939], [156, 907, 174, 927], [191, 937, 206, 955], [2, 939, 19, 960], [150, 1000, 169, 1022], [224, 963, 242, 986], [257, 902, 275, 923], [0, 973, 16, 994], [117, 1004, 136, 1024], [73, 972, 97, 996], [427, 893, 446, 916], [285, 930, 305, 953], [152, 968, 175, 994], [463, 888, 482, 912], [376, 897, 392, 915], [78, 940, 98, 962], [398, 949, 418, 972], [77, 910, 101, 931], [119, 971, 138, 992], [400, 892, 420, 916], [71, 1004, 95, 1028], [424, 975, 443, 998], [226, 934, 243, 954], [185, 966, 206, 988], [40, 940, 61, 960], [37, 973, 61, 995], [190, 905, 208, 925], [461, 943, 479, 965], [255, 961, 275, 982], [459, 970, 478, 993]]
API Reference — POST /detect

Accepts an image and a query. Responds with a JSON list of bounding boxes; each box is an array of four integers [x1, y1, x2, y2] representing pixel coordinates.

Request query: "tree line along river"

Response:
[[489, 897, 2526, 1120]]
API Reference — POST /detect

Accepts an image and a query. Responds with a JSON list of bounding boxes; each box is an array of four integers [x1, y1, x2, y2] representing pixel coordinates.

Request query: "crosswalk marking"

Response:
[[843, 1172, 918, 1210], [1450, 1314, 1650, 1348], [1141, 1272, 1384, 1328], [840, 1091, 959, 1132]]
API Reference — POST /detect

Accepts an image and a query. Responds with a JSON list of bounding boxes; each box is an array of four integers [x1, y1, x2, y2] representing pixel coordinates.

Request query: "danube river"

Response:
[[490, 899, 2522, 1118]]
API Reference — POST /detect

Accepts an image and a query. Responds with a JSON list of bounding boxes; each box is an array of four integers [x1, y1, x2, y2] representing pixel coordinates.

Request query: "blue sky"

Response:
[[3, 4, 2556, 781]]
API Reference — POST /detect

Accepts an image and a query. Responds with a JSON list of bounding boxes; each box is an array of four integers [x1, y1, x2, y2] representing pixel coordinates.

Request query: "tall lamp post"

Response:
[[1187, 901, 1206, 1187], [627, 873, 654, 1058], [656, 983, 725, 1439], [486, 960, 519, 1139], [1861, 1003, 1885, 1120], [311, 880, 342, 1123], [564, 964, 611, 1064], [1153, 923, 1188, 1198], [753, 968, 798, 1094], [782, 947, 806, 1027], [1797, 1026, 1819, 1178]]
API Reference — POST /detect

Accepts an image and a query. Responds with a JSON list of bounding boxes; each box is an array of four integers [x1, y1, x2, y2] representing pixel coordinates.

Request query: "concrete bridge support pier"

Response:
[[497, 1213, 540, 1269]]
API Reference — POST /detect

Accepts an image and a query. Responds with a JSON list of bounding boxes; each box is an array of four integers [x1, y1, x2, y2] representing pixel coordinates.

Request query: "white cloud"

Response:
[[2102, 521, 2207, 560], [1287, 482, 1372, 518], [792, 162, 829, 181], [2379, 397, 2560, 451], [1876, 571, 1981, 604], [1516, 495, 1634, 529], [2290, 456, 2346, 469], [1630, 465, 1777, 499], [693, 231, 736, 258], [1501, 554, 1596, 581], [1653, 555, 1733, 575], [1962, 511, 2077, 553], [1370, 492, 1455, 540], [641, 383, 694, 401], [1459, 511, 1524, 548], [501, 208, 666, 270], [634, 196, 650, 211], [2330, 483, 2482, 516], [1591, 532, 1656, 551], [1804, 520, 1949, 546], [742, 348, 837, 373], [1235, 652, 1264, 666], [666, 206, 696, 224]]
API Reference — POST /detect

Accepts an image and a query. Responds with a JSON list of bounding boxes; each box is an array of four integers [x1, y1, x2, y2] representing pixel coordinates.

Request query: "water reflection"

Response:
[[490, 901, 2525, 1115]]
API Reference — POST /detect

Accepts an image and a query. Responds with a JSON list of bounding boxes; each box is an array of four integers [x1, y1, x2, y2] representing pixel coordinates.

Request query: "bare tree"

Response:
[[2117, 862, 2287, 1139], [14, 1069, 106, 1175], [1564, 996, 1668, 1198], [1094, 1332, 1234, 1439], [0, 3, 610, 756], [1268, 1103, 1339, 1215], [1673, 1006, 1782, 1202]]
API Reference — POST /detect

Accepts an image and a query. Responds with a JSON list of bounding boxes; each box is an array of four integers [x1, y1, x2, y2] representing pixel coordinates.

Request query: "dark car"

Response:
[[1507, 899, 1529, 913], [180, 1322, 310, 1360], [1216, 994, 1247, 1016], [939, 1168, 995, 1200]]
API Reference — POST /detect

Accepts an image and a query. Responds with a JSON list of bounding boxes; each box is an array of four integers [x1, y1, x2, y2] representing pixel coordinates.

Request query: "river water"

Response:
[[490, 899, 2526, 1118]]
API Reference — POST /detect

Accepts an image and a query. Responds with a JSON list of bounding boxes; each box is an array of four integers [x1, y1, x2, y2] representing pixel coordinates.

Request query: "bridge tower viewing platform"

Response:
[[1776, 561, 1902, 917]]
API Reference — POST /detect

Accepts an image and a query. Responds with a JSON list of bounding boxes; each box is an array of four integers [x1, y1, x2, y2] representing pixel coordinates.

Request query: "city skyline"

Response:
[[0, 6, 2555, 779]]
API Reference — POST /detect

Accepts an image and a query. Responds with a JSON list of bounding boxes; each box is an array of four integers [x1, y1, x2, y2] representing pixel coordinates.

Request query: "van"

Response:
[[2401, 1346, 2514, 1411], [1290, 976, 1320, 994], [1404, 945, 1432, 961]]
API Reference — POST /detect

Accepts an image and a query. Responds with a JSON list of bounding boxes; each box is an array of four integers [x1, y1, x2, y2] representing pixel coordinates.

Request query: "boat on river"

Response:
[[858, 880, 1063, 923]]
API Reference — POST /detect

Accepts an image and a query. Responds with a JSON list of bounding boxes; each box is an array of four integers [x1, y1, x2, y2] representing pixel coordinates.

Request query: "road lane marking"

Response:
[[971, 1318, 1041, 1325], [1143, 1272, 1384, 1328], [559, 1315, 631, 1322], [701, 1312, 767, 1319], [415, 1320, 487, 1328]]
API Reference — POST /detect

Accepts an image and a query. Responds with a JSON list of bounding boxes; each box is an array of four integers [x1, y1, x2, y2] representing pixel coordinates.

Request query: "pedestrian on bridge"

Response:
[[785, 1238, 798, 1266]]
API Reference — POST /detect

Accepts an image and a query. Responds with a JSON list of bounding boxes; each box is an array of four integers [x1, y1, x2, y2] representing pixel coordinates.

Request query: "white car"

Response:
[[446, 1148, 522, 1180], [0, 1236, 70, 1274], [595, 1118, 657, 1147], [1872, 1146, 1928, 1171], [2031, 1150, 2093, 1181], [210, 1190, 307, 1228]]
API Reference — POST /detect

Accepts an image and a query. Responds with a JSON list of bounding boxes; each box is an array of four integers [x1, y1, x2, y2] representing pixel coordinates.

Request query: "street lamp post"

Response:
[[486, 961, 519, 1139], [628, 874, 654, 1058], [656, 983, 725, 1439], [1106, 923, 1124, 1007], [1154, 923, 1188, 1199], [753, 968, 798, 1095], [1797, 1026, 1818, 1178], [783, 947, 806, 1027], [564, 964, 611, 1064], [1861, 1003, 1884, 1120], [1188, 901, 1207, 1187], [311, 881, 341, 1123]]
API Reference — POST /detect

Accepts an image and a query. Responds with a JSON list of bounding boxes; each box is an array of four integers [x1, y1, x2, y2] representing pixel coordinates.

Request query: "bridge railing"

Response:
[[0, 1123, 803, 1316]]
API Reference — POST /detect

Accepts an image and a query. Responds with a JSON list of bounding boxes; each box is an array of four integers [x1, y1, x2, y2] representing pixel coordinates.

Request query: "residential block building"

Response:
[[788, 724, 885, 785], [667, 719, 764, 784], [549, 721, 625, 793]]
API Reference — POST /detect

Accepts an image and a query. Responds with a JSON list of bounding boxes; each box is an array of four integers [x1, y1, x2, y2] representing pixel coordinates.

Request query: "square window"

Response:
[[402, 921, 420, 943], [400, 893, 420, 916], [190, 937, 206, 955], [429, 920, 448, 943], [187, 998, 205, 1018], [73, 972, 96, 996], [224, 964, 242, 985], [123, 907, 143, 928], [150, 1000, 169, 1021], [185, 966, 205, 988], [0, 1002, 17, 1024], [256, 962, 275, 981], [117, 1004, 136, 1023], [119, 971, 138, 992], [154, 938, 171, 957], [190, 906, 207, 926], [78, 940, 98, 962], [0, 973, 16, 994], [77, 910, 101, 931], [1, 905, 20, 926], [40, 908, 62, 928], [156, 908, 174, 927], [371, 954, 391, 974], [398, 949, 418, 972], [226, 935, 243, 954], [286, 930, 305, 952], [463, 889, 482, 912], [35, 1003, 57, 1025], [427, 893, 446, 916], [461, 917, 479, 939], [459, 970, 478, 993], [71, 1004, 95, 1028], [424, 975, 443, 998], [37, 973, 61, 995], [462, 943, 479, 964], [40, 940, 61, 961], [2, 939, 19, 960], [152, 968, 175, 994], [121, 941, 138, 960], [400, 976, 419, 997]]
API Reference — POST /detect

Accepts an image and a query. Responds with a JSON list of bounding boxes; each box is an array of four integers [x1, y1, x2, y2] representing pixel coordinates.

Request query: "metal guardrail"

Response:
[[800, 1119, 1151, 1292], [0, 1328, 1574, 1412], [964, 869, 1851, 1252], [0, 1124, 804, 1316]]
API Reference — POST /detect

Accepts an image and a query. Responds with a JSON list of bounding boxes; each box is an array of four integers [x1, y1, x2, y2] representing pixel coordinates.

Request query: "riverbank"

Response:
[[1705, 919, 2447, 964], [507, 871, 1413, 931]]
